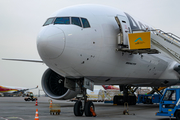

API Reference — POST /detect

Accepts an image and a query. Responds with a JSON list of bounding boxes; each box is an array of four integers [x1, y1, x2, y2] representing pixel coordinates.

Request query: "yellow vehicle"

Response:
[[24, 92, 37, 101]]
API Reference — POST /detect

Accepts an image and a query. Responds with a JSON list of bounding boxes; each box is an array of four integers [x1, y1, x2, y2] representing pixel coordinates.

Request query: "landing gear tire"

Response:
[[74, 101, 84, 116], [85, 101, 95, 117]]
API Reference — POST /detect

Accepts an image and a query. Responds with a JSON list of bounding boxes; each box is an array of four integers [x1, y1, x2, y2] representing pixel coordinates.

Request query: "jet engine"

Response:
[[41, 68, 80, 100]]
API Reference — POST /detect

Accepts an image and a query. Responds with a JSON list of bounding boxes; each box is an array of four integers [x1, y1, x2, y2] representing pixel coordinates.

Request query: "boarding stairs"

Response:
[[151, 29, 180, 64], [115, 15, 180, 63]]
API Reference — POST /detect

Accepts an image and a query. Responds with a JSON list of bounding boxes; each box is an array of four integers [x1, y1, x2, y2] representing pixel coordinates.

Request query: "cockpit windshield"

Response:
[[54, 17, 70, 24], [81, 18, 90, 28], [43, 18, 54, 26], [71, 17, 82, 27], [43, 17, 90, 28]]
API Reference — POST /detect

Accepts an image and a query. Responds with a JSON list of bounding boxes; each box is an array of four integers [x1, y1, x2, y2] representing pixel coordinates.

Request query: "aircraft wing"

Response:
[[2, 58, 43, 63], [27, 85, 38, 90], [13, 86, 38, 93]]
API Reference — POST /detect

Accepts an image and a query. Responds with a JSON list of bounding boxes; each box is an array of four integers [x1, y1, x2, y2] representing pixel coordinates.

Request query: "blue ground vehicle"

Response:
[[156, 88, 180, 120], [137, 94, 161, 104]]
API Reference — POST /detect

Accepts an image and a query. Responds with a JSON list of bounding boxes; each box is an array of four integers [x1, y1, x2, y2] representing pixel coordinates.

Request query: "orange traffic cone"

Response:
[[34, 109, 39, 120], [35, 99, 38, 106], [49, 100, 53, 108]]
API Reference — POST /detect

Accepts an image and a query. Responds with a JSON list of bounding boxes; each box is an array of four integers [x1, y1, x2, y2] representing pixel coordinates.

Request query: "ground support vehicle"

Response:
[[137, 94, 161, 104], [113, 95, 136, 105], [24, 92, 37, 101], [156, 88, 180, 120]]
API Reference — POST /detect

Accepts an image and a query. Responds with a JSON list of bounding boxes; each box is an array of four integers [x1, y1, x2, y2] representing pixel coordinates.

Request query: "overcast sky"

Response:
[[0, 0, 180, 94]]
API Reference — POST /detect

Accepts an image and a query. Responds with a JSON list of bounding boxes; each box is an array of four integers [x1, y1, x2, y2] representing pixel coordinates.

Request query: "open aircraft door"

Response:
[[115, 15, 131, 46]]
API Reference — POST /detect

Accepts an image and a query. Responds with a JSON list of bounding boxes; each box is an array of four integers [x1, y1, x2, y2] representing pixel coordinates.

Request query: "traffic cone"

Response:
[[49, 100, 53, 108], [34, 109, 39, 120], [35, 99, 38, 106]]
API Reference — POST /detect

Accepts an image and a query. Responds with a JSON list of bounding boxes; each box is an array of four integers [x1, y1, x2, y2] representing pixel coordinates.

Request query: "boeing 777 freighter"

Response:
[[3, 4, 180, 117]]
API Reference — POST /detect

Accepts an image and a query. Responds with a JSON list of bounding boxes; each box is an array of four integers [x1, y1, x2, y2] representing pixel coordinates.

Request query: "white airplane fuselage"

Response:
[[37, 5, 179, 87]]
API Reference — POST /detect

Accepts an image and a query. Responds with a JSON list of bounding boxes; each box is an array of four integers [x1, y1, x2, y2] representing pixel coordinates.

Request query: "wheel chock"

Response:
[[123, 110, 129, 115], [90, 107, 96, 117]]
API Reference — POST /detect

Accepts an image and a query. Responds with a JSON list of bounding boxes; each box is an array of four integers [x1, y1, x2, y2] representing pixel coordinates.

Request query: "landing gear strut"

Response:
[[73, 79, 95, 117]]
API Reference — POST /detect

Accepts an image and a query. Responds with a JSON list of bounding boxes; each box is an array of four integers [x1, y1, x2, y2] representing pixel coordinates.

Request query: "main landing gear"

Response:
[[73, 79, 96, 117]]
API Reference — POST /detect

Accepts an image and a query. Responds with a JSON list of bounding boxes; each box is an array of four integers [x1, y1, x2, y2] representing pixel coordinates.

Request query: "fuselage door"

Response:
[[115, 15, 131, 46]]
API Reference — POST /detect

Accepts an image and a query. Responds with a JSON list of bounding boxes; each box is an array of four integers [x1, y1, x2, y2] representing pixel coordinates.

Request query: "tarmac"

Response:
[[0, 97, 173, 120]]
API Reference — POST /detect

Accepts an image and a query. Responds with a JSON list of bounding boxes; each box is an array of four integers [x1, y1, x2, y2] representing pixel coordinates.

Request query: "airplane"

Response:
[[0, 85, 38, 96], [3, 4, 180, 117], [102, 85, 119, 90]]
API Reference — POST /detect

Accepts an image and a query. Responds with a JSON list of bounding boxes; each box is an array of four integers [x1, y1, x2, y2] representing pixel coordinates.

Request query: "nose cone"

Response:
[[37, 26, 65, 59]]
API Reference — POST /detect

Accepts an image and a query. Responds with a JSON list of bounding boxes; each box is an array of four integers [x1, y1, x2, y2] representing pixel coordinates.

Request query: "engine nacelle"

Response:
[[41, 68, 80, 100]]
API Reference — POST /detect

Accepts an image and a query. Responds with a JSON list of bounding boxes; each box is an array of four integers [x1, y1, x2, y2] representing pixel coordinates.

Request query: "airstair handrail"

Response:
[[165, 33, 180, 42], [155, 29, 180, 43]]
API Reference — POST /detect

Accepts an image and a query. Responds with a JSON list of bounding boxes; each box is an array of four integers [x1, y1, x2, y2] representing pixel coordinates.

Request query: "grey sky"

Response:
[[0, 0, 180, 94]]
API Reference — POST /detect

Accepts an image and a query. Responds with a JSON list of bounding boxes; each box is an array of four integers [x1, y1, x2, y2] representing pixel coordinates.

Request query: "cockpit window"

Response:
[[43, 18, 54, 26], [54, 17, 70, 24], [81, 18, 90, 28], [71, 17, 82, 27], [43, 16, 91, 28]]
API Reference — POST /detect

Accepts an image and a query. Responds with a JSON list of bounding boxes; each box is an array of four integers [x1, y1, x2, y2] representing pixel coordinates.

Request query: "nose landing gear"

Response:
[[73, 79, 96, 117], [74, 100, 96, 117], [73, 94, 96, 117]]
